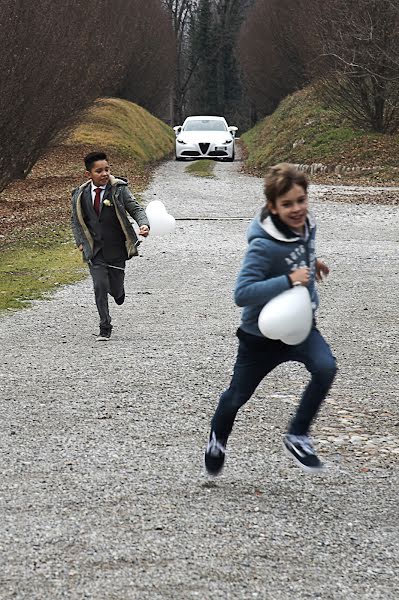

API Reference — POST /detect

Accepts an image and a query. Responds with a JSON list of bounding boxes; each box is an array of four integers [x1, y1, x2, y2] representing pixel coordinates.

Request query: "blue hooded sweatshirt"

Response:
[[234, 211, 319, 337]]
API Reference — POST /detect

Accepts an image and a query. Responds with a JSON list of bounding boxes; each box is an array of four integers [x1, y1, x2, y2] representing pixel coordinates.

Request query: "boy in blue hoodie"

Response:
[[205, 163, 337, 474]]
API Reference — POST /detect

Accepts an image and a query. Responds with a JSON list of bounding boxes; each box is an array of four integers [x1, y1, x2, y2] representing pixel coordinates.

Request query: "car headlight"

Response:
[[176, 138, 186, 144], [223, 139, 233, 144]]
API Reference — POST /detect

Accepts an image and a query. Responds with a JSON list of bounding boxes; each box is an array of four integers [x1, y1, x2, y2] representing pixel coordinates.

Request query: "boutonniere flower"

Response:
[[103, 199, 112, 206]]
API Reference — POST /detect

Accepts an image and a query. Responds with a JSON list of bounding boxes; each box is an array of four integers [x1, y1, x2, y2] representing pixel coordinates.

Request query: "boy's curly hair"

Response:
[[262, 164, 308, 218]]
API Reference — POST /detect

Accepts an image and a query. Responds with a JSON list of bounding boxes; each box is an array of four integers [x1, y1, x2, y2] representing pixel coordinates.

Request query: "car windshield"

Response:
[[183, 120, 227, 132]]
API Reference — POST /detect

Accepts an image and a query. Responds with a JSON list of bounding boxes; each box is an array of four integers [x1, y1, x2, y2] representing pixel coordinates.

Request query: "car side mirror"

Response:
[[173, 126, 182, 136], [228, 126, 238, 137]]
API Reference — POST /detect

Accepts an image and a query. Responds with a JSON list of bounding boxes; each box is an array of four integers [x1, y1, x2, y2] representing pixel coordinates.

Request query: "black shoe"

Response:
[[283, 434, 324, 472], [96, 325, 112, 341], [115, 292, 125, 306], [204, 431, 226, 476]]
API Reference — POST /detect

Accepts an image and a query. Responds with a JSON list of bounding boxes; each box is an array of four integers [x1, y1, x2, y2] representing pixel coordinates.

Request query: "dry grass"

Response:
[[185, 159, 215, 177], [67, 98, 174, 162]]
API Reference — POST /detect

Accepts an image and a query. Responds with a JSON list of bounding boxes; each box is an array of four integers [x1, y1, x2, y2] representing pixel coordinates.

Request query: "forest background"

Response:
[[0, 0, 399, 188], [1, 0, 399, 311], [2, 0, 399, 192]]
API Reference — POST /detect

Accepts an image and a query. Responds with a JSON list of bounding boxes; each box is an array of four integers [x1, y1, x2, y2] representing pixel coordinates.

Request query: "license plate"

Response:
[[215, 146, 226, 151]]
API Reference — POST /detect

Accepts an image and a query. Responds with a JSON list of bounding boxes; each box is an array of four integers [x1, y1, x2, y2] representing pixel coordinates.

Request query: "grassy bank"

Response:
[[0, 99, 174, 312], [242, 85, 399, 185], [67, 98, 174, 162], [0, 228, 84, 312]]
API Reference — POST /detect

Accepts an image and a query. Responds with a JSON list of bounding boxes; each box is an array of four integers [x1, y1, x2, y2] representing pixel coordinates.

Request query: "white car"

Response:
[[173, 116, 238, 162]]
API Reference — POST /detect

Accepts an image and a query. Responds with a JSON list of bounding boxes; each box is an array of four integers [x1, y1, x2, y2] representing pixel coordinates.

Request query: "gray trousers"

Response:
[[89, 251, 125, 328]]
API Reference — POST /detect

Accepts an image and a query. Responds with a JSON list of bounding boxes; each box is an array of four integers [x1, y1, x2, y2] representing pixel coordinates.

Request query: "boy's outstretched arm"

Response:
[[122, 187, 150, 234]]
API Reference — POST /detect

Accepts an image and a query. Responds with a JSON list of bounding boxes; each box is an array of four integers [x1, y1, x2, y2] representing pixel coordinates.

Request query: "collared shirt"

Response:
[[90, 182, 106, 207]]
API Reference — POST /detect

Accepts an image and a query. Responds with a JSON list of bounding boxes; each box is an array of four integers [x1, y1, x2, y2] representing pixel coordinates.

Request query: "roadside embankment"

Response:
[[241, 85, 399, 188]]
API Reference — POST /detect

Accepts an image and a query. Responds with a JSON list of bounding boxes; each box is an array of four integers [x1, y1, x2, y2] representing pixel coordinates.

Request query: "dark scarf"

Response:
[[261, 207, 302, 239]]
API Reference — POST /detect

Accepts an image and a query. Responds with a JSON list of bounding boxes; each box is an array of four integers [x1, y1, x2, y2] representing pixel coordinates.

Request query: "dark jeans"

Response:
[[211, 327, 337, 442], [89, 251, 125, 328]]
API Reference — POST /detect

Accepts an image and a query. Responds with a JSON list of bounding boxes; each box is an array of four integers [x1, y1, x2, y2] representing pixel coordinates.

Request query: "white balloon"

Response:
[[148, 212, 175, 236], [161, 214, 176, 234], [146, 200, 167, 216], [145, 200, 176, 237], [281, 330, 309, 345], [258, 286, 312, 345]]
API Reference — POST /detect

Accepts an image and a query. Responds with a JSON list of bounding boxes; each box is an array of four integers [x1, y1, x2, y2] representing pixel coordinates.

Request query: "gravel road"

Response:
[[1, 157, 398, 599]]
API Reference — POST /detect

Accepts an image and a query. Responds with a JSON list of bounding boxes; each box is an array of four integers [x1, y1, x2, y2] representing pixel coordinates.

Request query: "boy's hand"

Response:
[[316, 259, 330, 282], [139, 225, 150, 237], [289, 267, 310, 286], [78, 244, 83, 251]]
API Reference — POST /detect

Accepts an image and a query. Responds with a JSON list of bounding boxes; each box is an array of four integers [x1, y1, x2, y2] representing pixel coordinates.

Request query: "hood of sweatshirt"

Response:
[[248, 211, 316, 244]]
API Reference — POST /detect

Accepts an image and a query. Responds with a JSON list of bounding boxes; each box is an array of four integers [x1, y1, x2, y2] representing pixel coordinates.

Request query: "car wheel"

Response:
[[225, 150, 235, 162]]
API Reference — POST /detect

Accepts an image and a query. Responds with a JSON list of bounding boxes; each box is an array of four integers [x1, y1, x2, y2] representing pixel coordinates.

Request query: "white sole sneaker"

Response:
[[283, 440, 325, 473]]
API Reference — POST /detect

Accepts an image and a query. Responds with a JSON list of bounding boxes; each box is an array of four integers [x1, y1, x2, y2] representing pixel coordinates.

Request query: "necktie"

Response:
[[94, 187, 102, 216]]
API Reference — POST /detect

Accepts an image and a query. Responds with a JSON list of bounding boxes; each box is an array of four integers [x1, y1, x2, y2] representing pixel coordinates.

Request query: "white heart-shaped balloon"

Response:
[[147, 212, 176, 236], [145, 200, 168, 216], [258, 286, 312, 345], [145, 200, 176, 237]]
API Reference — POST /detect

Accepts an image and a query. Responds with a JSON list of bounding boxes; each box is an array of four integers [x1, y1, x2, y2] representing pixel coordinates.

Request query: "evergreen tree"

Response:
[[188, 0, 254, 128], [189, 0, 218, 115]]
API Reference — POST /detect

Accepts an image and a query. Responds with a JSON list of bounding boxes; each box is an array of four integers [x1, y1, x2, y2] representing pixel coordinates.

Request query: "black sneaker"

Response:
[[96, 325, 112, 341], [115, 292, 125, 305], [204, 431, 226, 476], [283, 434, 324, 473]]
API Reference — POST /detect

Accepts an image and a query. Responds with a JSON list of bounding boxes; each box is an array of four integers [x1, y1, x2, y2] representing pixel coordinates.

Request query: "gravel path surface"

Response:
[[1, 157, 398, 599]]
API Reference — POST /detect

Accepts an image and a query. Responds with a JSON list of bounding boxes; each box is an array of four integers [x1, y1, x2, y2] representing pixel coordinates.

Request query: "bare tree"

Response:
[[238, 0, 308, 117], [118, 0, 176, 117], [162, 0, 197, 123], [0, 0, 175, 193], [187, 0, 254, 127], [239, 0, 399, 132], [163, 0, 254, 125], [303, 0, 399, 132]]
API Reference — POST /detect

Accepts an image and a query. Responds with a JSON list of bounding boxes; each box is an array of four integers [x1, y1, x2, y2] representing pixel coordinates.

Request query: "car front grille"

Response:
[[208, 150, 227, 156], [199, 143, 210, 154]]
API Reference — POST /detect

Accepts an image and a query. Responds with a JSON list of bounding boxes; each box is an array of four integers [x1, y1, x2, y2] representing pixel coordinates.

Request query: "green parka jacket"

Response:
[[71, 175, 149, 262]]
